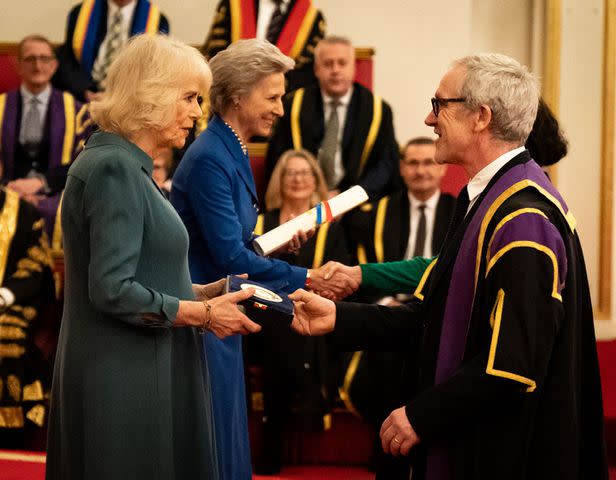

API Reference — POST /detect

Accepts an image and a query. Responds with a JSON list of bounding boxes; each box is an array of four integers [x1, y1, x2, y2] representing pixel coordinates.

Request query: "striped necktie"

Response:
[[318, 100, 341, 189], [266, 0, 285, 44], [21, 97, 43, 156], [91, 9, 125, 88]]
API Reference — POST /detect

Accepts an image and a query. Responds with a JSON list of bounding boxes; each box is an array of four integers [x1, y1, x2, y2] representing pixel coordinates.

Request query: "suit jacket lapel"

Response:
[[47, 89, 65, 170], [396, 192, 410, 259], [1, 91, 19, 180], [96, 0, 109, 54], [300, 86, 324, 152], [209, 116, 258, 203], [432, 194, 451, 253], [341, 84, 371, 179], [341, 86, 358, 154]]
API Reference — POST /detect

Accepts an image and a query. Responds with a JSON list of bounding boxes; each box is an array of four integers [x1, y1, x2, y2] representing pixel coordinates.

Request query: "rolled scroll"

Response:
[[253, 185, 369, 256]]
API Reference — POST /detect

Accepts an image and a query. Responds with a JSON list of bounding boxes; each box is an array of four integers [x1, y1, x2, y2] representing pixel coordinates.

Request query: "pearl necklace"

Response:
[[223, 121, 247, 156]]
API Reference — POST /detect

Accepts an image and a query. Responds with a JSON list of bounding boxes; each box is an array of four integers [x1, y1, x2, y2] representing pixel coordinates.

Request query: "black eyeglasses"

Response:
[[21, 55, 56, 65], [431, 97, 466, 117]]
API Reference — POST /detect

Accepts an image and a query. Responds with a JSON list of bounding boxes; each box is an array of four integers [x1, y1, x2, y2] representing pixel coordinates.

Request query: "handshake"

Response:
[[307, 261, 362, 301]]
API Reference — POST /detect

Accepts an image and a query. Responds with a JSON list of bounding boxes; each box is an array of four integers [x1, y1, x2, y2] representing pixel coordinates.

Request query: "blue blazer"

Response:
[[171, 115, 307, 290], [172, 115, 307, 480]]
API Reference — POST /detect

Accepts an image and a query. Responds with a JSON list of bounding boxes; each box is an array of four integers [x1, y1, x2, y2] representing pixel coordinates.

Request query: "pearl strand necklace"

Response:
[[223, 121, 247, 156]]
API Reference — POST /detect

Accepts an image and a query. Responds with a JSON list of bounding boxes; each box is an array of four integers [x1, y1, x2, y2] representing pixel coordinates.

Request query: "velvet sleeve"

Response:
[[360, 257, 434, 295]]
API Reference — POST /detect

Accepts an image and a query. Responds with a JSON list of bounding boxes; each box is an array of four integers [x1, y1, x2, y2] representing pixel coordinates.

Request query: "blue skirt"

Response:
[[202, 333, 252, 480]]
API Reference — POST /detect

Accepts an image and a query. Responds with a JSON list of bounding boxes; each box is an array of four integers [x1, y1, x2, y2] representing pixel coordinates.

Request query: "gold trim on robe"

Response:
[[0, 189, 20, 285]]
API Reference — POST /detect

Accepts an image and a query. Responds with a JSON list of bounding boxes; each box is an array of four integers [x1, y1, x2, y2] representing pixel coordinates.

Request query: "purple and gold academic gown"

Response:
[[0, 88, 91, 241], [331, 151, 608, 480]]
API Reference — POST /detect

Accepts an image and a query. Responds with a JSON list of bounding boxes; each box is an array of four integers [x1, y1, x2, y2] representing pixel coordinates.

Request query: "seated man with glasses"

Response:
[[0, 35, 91, 239], [265, 36, 399, 200]]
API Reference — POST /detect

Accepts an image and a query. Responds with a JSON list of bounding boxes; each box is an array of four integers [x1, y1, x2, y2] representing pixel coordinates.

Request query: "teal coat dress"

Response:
[[46, 132, 218, 480]]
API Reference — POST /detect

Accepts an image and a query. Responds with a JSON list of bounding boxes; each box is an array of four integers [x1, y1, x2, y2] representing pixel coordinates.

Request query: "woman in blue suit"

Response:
[[171, 39, 343, 480]]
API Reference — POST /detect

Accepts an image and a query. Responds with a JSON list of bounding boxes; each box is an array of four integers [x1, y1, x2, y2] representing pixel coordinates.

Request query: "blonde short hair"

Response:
[[265, 149, 328, 210], [209, 39, 294, 115], [90, 34, 212, 137]]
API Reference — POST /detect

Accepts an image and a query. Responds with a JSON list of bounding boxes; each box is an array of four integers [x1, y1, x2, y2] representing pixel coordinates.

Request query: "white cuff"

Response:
[[0, 287, 15, 307]]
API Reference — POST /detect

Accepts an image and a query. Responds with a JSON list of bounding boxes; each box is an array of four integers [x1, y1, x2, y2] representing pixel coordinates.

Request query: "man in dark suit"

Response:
[[52, 0, 169, 102], [265, 36, 399, 200], [290, 53, 607, 480], [201, 0, 325, 91], [0, 35, 90, 238], [353, 137, 454, 286]]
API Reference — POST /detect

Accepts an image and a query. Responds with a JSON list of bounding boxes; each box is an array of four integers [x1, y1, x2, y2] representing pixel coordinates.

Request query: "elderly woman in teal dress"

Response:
[[46, 35, 260, 480]]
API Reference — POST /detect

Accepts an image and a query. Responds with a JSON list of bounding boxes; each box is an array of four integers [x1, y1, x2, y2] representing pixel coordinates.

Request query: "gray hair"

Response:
[[209, 39, 294, 115], [453, 53, 540, 145], [314, 35, 355, 63]]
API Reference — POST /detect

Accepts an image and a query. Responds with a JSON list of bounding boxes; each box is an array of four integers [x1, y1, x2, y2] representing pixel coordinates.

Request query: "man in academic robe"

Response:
[[0, 182, 55, 449], [202, 0, 325, 91], [0, 35, 91, 240], [290, 53, 608, 480], [342, 136, 455, 477], [53, 0, 169, 102], [265, 36, 399, 200]]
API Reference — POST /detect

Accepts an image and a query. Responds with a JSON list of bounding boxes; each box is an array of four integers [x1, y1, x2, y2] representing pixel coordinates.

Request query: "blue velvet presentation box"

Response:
[[225, 275, 294, 327]]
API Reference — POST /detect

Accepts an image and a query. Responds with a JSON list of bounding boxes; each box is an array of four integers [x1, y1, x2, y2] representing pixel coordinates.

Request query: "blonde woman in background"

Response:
[[248, 149, 351, 474]]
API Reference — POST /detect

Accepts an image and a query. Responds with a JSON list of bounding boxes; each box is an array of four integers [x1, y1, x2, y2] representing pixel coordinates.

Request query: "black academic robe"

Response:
[[53, 0, 170, 101], [201, 0, 325, 91], [330, 152, 608, 480], [0, 188, 55, 440], [246, 209, 350, 472], [342, 190, 454, 478], [265, 82, 400, 199]]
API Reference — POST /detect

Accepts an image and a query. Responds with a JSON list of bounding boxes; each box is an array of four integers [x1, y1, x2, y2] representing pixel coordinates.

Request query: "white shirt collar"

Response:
[[466, 146, 526, 205], [322, 86, 354, 109], [20, 84, 51, 107], [408, 189, 441, 210]]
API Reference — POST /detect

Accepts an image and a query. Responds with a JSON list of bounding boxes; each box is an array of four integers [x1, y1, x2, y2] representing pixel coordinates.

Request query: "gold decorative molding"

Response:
[[355, 47, 375, 60], [542, 0, 562, 185], [597, 0, 615, 319], [1, 42, 375, 59], [0, 43, 19, 55], [248, 142, 267, 157], [0, 450, 46, 463]]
